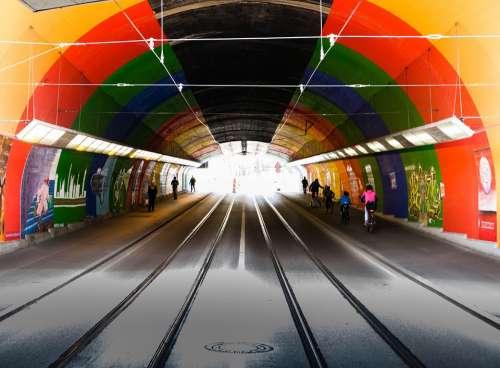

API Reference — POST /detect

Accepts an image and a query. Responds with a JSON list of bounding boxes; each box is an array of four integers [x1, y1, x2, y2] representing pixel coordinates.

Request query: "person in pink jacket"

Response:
[[360, 184, 377, 226]]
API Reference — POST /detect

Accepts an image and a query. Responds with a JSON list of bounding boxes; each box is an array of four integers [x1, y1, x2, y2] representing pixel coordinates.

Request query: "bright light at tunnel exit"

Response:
[[191, 152, 304, 194]]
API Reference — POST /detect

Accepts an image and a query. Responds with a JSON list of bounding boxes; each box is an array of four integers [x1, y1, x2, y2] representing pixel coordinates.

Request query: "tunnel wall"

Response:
[[0, 1, 211, 241], [270, 0, 499, 244], [2, 132, 184, 239]]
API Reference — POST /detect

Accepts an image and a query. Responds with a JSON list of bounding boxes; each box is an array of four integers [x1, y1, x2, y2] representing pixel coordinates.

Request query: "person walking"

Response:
[[171, 176, 179, 200], [147, 180, 158, 212], [301, 177, 308, 194], [309, 179, 323, 207], [190, 176, 196, 192]]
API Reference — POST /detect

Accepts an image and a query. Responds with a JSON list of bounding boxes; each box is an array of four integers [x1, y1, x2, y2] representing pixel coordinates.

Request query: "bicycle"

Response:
[[310, 192, 322, 208], [340, 204, 350, 224], [366, 208, 376, 233]]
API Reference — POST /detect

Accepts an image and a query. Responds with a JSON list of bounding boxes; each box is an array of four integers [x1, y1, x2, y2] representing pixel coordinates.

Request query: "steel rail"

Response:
[[47, 195, 226, 368], [282, 194, 500, 332], [147, 197, 235, 368], [264, 196, 426, 368], [0, 194, 212, 323], [253, 196, 327, 368]]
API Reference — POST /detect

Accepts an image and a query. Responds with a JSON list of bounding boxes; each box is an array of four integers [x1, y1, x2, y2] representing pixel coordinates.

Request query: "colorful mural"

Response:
[[54, 151, 90, 225], [475, 149, 497, 241], [93, 158, 117, 217], [110, 159, 133, 214], [21, 147, 59, 236], [406, 164, 443, 227]]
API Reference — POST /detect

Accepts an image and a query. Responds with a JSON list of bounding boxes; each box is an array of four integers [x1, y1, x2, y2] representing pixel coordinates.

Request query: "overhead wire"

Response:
[[273, 0, 364, 138], [1, 33, 500, 47], [0, 45, 60, 74], [5, 82, 500, 88]]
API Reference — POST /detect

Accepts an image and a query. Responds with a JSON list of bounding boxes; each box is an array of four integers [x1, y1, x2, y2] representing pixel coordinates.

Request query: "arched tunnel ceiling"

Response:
[[0, 0, 498, 243], [151, 0, 329, 144]]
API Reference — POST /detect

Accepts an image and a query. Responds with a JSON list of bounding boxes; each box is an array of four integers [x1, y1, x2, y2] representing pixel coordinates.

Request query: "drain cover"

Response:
[[204, 342, 274, 354]]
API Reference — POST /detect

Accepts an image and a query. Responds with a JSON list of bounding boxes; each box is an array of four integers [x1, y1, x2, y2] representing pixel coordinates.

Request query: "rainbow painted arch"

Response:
[[0, 0, 498, 244]]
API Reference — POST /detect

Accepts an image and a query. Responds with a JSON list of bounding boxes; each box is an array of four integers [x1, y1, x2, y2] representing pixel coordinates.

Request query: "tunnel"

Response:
[[0, 0, 499, 367]]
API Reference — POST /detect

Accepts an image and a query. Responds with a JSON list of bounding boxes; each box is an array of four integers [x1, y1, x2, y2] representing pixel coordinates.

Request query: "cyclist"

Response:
[[324, 185, 334, 214], [360, 184, 377, 227], [339, 191, 351, 223], [301, 177, 308, 194], [309, 179, 323, 207]]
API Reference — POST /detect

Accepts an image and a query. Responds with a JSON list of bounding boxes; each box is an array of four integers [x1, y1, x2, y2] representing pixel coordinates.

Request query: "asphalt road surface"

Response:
[[1, 193, 500, 368]]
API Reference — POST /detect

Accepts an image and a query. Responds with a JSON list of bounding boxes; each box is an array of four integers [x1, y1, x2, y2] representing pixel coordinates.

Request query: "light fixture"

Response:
[[385, 137, 404, 149], [344, 148, 357, 156], [355, 145, 368, 154], [366, 141, 387, 152], [15, 119, 201, 167], [288, 116, 474, 167]]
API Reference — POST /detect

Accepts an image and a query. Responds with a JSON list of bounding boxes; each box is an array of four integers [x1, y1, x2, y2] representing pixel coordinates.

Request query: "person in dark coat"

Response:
[[190, 176, 196, 192], [171, 176, 179, 200], [147, 181, 158, 212], [301, 177, 308, 194]]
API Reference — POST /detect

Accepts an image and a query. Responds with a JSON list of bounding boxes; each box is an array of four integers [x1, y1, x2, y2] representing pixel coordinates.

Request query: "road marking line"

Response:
[[238, 202, 246, 269]]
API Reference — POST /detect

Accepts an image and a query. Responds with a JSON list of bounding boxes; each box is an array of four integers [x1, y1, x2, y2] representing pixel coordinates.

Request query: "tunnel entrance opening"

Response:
[[190, 141, 303, 194]]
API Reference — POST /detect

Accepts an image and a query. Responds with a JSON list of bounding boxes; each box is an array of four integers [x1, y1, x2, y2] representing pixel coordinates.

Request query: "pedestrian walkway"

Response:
[[0, 193, 208, 261]]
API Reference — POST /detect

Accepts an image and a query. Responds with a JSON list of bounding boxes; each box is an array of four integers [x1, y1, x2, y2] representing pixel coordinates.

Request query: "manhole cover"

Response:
[[204, 342, 274, 354]]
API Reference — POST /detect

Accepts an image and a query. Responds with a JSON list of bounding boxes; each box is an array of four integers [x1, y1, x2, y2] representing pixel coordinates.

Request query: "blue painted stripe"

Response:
[[304, 69, 409, 218]]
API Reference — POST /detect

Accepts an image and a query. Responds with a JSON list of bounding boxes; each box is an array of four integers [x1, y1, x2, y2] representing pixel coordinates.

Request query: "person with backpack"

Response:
[[339, 191, 351, 224], [309, 179, 323, 207], [324, 185, 334, 214]]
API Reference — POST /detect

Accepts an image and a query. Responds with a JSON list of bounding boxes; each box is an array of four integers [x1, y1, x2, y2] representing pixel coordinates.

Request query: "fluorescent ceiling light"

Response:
[[15, 119, 201, 167], [288, 116, 474, 167], [355, 145, 368, 154], [344, 148, 357, 156], [366, 141, 387, 152], [385, 137, 404, 149], [403, 131, 436, 145], [66, 134, 86, 149]]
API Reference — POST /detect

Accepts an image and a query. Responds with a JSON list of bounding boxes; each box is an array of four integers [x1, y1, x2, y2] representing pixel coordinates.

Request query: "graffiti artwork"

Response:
[[346, 164, 360, 199], [406, 164, 442, 226], [365, 164, 376, 190], [54, 152, 90, 224], [110, 160, 132, 214], [21, 147, 59, 237], [0, 136, 12, 240]]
